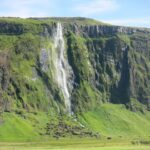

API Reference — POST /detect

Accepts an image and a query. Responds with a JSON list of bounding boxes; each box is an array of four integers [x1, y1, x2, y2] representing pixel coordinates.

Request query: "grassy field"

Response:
[[0, 140, 150, 150], [0, 104, 150, 149], [0, 145, 150, 150]]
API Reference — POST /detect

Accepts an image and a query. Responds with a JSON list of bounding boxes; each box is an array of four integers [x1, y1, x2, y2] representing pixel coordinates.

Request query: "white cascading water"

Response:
[[54, 22, 72, 114]]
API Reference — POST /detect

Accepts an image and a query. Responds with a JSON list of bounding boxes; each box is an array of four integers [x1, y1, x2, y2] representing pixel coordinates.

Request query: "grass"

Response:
[[78, 104, 150, 138], [0, 104, 150, 142], [0, 112, 50, 141], [29, 17, 108, 25], [0, 105, 150, 149], [1, 145, 150, 150], [0, 139, 150, 150]]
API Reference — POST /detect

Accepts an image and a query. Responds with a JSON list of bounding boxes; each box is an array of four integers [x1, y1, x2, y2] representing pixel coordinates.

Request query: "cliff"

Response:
[[0, 17, 150, 113], [0, 17, 150, 139]]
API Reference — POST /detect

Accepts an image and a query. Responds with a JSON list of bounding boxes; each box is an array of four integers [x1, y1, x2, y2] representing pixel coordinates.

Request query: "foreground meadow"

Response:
[[0, 138, 150, 150], [0, 144, 149, 150]]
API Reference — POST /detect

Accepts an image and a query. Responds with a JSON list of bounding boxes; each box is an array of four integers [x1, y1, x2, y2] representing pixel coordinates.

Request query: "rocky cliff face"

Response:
[[0, 17, 150, 114], [64, 22, 150, 112]]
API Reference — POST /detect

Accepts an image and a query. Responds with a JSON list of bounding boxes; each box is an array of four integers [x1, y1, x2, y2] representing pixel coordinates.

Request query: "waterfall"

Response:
[[54, 22, 72, 114]]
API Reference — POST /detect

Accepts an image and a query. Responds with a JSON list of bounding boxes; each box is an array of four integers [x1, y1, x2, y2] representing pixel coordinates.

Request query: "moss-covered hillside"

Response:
[[0, 17, 150, 140]]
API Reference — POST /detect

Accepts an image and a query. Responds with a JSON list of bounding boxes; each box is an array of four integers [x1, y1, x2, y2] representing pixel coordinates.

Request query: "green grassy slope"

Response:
[[0, 104, 150, 141], [0, 112, 49, 141], [78, 104, 150, 138], [29, 17, 108, 25]]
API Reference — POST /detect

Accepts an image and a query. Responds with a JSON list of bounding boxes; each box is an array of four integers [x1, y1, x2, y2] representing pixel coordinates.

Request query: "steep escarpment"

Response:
[[65, 23, 150, 112], [0, 17, 150, 114], [0, 17, 150, 139]]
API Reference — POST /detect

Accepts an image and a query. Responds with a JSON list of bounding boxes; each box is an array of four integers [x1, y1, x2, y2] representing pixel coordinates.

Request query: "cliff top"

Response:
[[0, 17, 149, 34], [29, 17, 107, 25]]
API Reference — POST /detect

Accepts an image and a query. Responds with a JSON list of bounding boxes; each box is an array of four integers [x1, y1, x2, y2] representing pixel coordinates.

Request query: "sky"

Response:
[[0, 0, 150, 28]]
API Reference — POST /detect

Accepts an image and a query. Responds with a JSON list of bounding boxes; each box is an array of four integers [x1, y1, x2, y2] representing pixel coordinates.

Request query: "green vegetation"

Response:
[[0, 139, 150, 150], [30, 17, 108, 25], [0, 104, 150, 142], [0, 17, 150, 144], [0, 112, 49, 141], [78, 104, 150, 138]]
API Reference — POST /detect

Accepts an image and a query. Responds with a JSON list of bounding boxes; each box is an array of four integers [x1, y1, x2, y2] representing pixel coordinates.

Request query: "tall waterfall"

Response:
[[54, 22, 72, 114]]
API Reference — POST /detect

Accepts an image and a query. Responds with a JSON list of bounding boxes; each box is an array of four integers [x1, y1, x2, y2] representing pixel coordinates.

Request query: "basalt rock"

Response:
[[0, 17, 149, 113]]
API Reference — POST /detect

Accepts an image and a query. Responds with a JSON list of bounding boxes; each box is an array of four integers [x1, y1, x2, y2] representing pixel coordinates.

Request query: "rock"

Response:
[[40, 48, 49, 72]]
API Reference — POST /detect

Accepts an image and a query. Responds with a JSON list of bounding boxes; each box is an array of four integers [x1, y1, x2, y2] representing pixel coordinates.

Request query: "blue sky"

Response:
[[0, 0, 150, 27]]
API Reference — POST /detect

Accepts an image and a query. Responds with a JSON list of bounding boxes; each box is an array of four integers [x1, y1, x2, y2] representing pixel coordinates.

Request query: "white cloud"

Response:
[[0, 0, 54, 18], [103, 17, 150, 27], [74, 0, 119, 16]]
